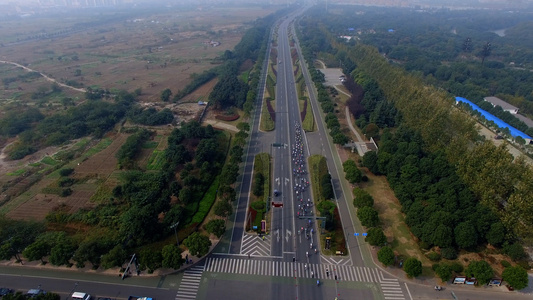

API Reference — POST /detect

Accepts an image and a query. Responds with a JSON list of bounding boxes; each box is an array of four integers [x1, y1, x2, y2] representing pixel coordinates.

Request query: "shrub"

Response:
[[426, 252, 442, 262], [502, 266, 529, 290], [60, 188, 72, 197], [59, 168, 74, 176], [435, 263, 453, 281], [215, 114, 240, 121], [450, 262, 464, 273], [404, 257, 423, 278], [191, 176, 219, 224], [58, 177, 74, 187], [503, 242, 527, 261], [377, 246, 395, 266], [441, 247, 457, 260], [300, 97, 307, 121], [501, 260, 511, 268], [266, 98, 276, 122]]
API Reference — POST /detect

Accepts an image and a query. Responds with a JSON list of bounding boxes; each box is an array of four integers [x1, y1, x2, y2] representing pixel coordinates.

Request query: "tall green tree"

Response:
[[162, 244, 185, 269], [22, 240, 50, 264], [365, 227, 387, 246], [183, 232, 211, 257], [357, 206, 379, 228]]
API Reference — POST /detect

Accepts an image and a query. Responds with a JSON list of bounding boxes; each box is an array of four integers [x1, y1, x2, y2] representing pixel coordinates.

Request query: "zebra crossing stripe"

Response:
[[204, 257, 403, 284]]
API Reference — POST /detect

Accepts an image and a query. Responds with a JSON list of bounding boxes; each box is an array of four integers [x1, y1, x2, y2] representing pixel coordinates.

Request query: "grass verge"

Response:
[[260, 100, 275, 131]]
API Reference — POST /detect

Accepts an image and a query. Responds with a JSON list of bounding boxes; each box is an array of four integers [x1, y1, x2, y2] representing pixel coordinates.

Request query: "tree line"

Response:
[[297, 7, 532, 271]]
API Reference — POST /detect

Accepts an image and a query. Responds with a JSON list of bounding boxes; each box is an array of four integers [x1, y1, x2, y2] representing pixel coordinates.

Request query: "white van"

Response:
[[72, 292, 92, 300]]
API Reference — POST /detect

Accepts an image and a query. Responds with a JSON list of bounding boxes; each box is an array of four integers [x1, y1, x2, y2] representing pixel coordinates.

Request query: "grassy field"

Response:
[[40, 156, 60, 166], [6, 169, 26, 176], [146, 150, 165, 170], [83, 138, 113, 157]]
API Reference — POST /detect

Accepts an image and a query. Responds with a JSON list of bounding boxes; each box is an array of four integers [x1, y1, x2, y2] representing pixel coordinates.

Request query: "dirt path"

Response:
[[0, 60, 86, 93], [316, 59, 326, 68], [203, 119, 239, 133], [345, 106, 364, 143]]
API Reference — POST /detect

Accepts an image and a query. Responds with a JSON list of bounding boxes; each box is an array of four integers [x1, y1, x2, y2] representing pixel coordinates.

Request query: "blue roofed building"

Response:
[[455, 97, 532, 144]]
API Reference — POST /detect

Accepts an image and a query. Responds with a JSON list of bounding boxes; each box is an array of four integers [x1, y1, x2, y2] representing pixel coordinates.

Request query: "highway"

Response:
[[2, 6, 533, 300]]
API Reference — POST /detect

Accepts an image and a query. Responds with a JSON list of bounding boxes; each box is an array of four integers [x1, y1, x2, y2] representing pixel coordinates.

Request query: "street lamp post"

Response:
[[66, 282, 78, 299], [170, 221, 180, 246]]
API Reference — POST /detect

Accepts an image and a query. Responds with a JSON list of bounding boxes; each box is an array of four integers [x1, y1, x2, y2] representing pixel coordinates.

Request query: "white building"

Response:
[[483, 96, 519, 114]]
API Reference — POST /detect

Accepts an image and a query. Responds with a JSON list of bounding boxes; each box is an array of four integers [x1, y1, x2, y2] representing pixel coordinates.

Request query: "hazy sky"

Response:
[[1, 0, 533, 8]]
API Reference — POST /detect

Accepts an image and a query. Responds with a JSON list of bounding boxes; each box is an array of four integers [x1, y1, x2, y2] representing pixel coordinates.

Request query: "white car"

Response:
[[72, 292, 92, 300]]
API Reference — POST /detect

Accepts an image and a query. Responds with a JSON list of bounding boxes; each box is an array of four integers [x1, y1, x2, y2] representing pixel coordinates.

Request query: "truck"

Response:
[[128, 297, 154, 300]]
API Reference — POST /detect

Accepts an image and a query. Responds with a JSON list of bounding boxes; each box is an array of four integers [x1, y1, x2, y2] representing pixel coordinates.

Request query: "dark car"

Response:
[[26, 289, 46, 298], [274, 189, 280, 196], [0, 288, 14, 297]]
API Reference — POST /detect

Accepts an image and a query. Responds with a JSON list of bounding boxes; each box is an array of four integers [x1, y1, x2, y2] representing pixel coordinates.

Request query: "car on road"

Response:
[[274, 189, 280, 196], [0, 288, 14, 297]]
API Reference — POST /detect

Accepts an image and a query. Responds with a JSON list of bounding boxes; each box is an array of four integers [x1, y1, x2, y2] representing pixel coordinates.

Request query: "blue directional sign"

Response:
[[362, 233, 368, 236], [253, 226, 258, 230], [354, 233, 359, 236]]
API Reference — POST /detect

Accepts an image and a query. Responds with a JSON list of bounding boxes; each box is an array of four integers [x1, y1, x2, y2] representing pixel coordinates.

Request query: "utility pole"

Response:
[[170, 221, 180, 246], [66, 282, 78, 299]]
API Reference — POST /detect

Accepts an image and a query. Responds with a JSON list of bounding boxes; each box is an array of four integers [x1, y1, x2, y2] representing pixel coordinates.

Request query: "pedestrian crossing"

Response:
[[205, 257, 388, 283], [381, 280, 405, 300], [175, 265, 204, 300]]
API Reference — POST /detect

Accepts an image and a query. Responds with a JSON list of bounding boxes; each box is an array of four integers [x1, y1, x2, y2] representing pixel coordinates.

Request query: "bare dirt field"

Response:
[[0, 6, 275, 104]]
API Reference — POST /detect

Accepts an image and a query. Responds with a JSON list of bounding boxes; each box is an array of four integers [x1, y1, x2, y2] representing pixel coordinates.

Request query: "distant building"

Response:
[[483, 96, 519, 114]]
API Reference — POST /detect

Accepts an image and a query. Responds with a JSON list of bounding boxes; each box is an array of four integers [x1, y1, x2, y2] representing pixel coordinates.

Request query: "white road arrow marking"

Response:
[[276, 177, 280, 186], [285, 178, 289, 186]]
